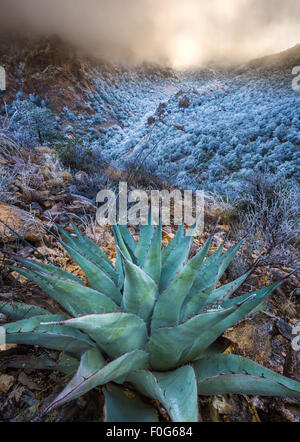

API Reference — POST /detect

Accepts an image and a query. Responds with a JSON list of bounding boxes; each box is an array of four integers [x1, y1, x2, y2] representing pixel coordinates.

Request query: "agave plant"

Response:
[[2, 213, 300, 422]]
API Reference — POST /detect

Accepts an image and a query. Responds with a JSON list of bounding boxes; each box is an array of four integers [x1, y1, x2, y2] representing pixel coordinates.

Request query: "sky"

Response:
[[0, 0, 299, 68]]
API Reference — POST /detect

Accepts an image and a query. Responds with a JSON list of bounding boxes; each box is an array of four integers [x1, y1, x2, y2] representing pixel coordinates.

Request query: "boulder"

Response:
[[0, 374, 15, 393], [0, 202, 43, 243]]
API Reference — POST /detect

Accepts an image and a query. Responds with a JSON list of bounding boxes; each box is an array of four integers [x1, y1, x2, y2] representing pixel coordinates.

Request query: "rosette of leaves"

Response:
[[2, 214, 300, 422]]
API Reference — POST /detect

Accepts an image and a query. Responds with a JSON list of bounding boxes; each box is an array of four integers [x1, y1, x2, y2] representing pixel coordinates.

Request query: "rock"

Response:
[[0, 374, 15, 393], [68, 194, 96, 213], [0, 202, 43, 243], [18, 372, 42, 391], [212, 396, 233, 415]]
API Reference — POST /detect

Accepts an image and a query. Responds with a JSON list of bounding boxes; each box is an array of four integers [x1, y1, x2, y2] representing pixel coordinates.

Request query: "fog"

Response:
[[0, 0, 299, 68]]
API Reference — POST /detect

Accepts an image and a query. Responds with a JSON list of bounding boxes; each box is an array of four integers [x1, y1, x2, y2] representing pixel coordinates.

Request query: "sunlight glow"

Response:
[[171, 34, 201, 69]]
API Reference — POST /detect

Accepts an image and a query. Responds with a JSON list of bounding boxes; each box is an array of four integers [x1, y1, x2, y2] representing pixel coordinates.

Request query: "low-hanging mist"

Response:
[[0, 0, 299, 68]]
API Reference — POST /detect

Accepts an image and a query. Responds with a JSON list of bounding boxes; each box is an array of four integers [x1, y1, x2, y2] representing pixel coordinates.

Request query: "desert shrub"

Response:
[[1, 97, 61, 146], [57, 139, 108, 174], [231, 172, 300, 268]]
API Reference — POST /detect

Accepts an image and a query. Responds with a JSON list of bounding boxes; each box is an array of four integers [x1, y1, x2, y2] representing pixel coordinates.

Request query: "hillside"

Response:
[[1, 37, 299, 194]]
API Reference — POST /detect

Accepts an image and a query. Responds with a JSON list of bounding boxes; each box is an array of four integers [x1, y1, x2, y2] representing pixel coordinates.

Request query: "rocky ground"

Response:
[[0, 146, 299, 422]]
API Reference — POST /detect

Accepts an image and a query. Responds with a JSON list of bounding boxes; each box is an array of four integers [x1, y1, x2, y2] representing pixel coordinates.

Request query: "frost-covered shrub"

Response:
[[1, 98, 61, 146], [232, 172, 300, 267]]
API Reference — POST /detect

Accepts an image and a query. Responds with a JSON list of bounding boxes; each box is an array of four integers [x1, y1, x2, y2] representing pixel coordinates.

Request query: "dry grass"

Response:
[[0, 131, 22, 159]]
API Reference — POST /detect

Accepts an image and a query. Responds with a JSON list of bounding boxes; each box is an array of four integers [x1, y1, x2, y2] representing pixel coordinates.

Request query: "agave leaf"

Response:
[[57, 223, 118, 284], [185, 214, 203, 237], [134, 210, 154, 266], [60, 240, 122, 304], [15, 257, 84, 285], [127, 365, 198, 422], [10, 267, 120, 318], [45, 313, 148, 360], [159, 235, 192, 293], [151, 233, 213, 331], [184, 282, 283, 362], [45, 349, 149, 413], [205, 269, 252, 306], [142, 219, 162, 285], [0, 300, 49, 320], [122, 255, 158, 323], [215, 240, 244, 280], [3, 315, 95, 357], [194, 354, 300, 398], [181, 241, 243, 320], [160, 217, 218, 294], [113, 225, 135, 263], [104, 383, 159, 422], [44, 347, 105, 413], [2, 352, 79, 375], [220, 291, 267, 311], [148, 305, 240, 370], [118, 225, 137, 254], [114, 246, 125, 289], [182, 269, 251, 322], [70, 219, 113, 266], [161, 223, 184, 263]]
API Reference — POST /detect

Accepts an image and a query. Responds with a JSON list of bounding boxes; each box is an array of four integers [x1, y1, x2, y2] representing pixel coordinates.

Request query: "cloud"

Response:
[[0, 0, 299, 68]]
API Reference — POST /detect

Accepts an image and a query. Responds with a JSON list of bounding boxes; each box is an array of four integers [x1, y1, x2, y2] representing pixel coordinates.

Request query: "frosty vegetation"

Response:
[[1, 65, 299, 198]]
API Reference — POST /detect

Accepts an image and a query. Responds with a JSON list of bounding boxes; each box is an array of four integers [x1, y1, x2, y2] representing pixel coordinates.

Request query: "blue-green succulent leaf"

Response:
[[57, 223, 118, 285], [134, 210, 155, 266], [60, 240, 122, 304], [182, 241, 243, 320], [184, 282, 283, 361], [104, 383, 158, 422], [45, 313, 148, 360], [162, 223, 184, 264], [148, 305, 240, 370], [151, 233, 213, 331], [205, 269, 252, 306], [182, 269, 252, 321], [142, 220, 162, 285], [127, 366, 198, 422], [159, 235, 192, 293], [15, 257, 83, 285], [0, 300, 49, 320], [114, 246, 125, 289], [194, 354, 300, 398], [44, 349, 149, 413], [10, 267, 120, 318], [122, 255, 158, 323], [118, 225, 137, 254], [113, 225, 135, 263], [3, 315, 95, 357]]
